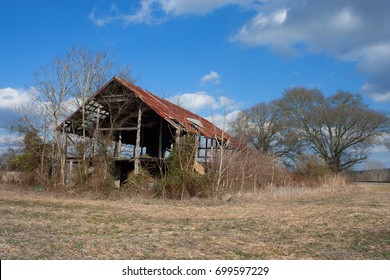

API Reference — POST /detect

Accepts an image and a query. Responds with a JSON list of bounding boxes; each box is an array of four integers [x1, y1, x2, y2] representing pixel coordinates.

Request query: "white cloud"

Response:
[[168, 91, 235, 113], [158, 0, 253, 15], [0, 134, 22, 146], [0, 128, 22, 153], [206, 110, 241, 131], [0, 87, 35, 109], [88, 3, 126, 26], [89, 0, 257, 25], [122, 0, 164, 24], [231, 0, 390, 102], [89, 1, 170, 25], [250, 8, 287, 29], [0, 86, 78, 139], [168, 91, 216, 112], [200, 71, 221, 85], [370, 92, 390, 103], [0, 87, 37, 131]]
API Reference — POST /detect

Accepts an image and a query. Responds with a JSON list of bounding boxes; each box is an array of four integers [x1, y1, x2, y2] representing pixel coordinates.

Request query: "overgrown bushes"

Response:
[[1, 132, 349, 198], [208, 149, 292, 194], [154, 135, 211, 199], [154, 136, 292, 199], [153, 138, 348, 200], [122, 169, 155, 197]]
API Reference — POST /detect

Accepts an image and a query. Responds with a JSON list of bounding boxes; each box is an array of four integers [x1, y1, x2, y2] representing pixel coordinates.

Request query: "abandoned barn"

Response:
[[58, 76, 238, 184]]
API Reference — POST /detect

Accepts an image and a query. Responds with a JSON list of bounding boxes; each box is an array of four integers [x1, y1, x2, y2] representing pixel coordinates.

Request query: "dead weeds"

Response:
[[0, 183, 389, 259]]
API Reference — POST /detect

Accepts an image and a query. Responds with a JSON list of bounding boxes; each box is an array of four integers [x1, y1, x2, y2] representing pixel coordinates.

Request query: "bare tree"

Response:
[[16, 90, 57, 184], [230, 101, 302, 165], [276, 88, 390, 173], [32, 52, 73, 185], [15, 47, 132, 186], [70, 47, 114, 176]]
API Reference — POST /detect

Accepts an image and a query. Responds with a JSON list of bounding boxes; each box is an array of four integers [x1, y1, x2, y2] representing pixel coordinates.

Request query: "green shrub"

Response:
[[155, 135, 211, 199]]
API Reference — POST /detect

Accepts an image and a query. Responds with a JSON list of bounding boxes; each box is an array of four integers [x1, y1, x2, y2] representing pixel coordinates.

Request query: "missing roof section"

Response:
[[187, 117, 203, 128]]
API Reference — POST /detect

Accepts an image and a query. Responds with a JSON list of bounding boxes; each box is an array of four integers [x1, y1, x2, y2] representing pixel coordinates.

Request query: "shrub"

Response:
[[207, 149, 292, 194], [69, 157, 116, 195], [122, 168, 155, 197], [155, 135, 212, 199], [291, 154, 349, 188], [294, 154, 332, 179]]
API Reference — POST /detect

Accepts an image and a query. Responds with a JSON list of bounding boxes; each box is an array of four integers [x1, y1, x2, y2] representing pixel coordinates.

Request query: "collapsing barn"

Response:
[[58, 76, 238, 184]]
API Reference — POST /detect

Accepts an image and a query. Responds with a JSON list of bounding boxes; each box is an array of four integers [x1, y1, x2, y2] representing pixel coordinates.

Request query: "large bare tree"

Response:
[[230, 101, 302, 163], [276, 88, 390, 173]]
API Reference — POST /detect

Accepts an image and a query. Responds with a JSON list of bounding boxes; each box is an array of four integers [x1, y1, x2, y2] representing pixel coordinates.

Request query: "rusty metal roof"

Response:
[[59, 76, 240, 147]]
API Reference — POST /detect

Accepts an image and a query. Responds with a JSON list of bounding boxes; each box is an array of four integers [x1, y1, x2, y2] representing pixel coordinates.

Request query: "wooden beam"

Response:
[[98, 127, 137, 131], [116, 131, 122, 158], [158, 117, 163, 158], [96, 106, 100, 130], [91, 106, 100, 157], [63, 132, 68, 185], [69, 159, 73, 169], [205, 137, 208, 162], [175, 127, 181, 147], [134, 106, 142, 174]]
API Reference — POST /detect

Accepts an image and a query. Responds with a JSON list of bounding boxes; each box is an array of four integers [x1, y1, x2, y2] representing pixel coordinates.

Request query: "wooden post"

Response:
[[205, 137, 208, 163], [134, 106, 142, 174], [175, 127, 181, 147], [158, 117, 163, 158], [62, 132, 68, 185], [96, 106, 100, 129], [92, 106, 100, 157], [195, 134, 200, 160], [116, 130, 122, 158], [69, 159, 73, 176]]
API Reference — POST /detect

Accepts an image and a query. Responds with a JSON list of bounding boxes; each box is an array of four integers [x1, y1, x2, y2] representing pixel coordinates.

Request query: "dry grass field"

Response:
[[0, 183, 389, 260]]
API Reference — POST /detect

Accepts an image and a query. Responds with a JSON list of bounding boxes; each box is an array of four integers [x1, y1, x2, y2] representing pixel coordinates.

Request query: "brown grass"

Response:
[[0, 183, 389, 260]]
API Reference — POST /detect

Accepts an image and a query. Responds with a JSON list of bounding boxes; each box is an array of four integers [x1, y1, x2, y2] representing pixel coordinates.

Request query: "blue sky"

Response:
[[0, 0, 389, 167]]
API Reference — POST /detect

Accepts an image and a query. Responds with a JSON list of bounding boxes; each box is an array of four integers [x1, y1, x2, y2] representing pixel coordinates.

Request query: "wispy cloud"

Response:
[[156, 0, 255, 16], [200, 71, 221, 85], [88, 0, 257, 26], [88, 1, 169, 25], [88, 4, 122, 26]]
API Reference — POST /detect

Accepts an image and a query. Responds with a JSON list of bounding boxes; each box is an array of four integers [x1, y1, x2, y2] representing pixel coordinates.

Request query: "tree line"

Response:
[[230, 88, 390, 174]]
